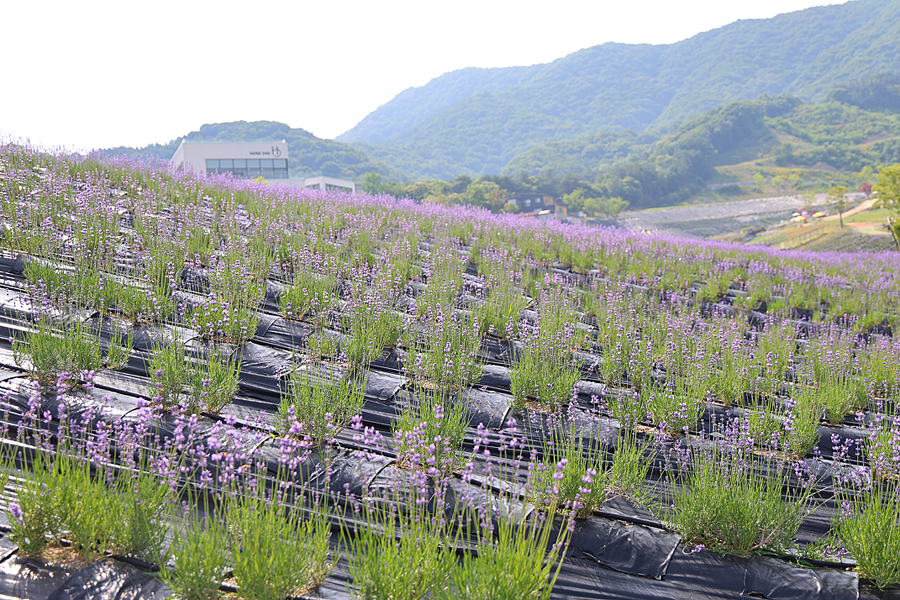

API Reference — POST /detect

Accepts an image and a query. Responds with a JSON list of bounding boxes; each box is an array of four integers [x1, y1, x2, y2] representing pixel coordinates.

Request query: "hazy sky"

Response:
[[2, 0, 847, 152]]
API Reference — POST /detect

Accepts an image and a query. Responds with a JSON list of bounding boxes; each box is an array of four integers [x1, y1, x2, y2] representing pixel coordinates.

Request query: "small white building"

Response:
[[302, 175, 355, 193], [171, 140, 289, 179]]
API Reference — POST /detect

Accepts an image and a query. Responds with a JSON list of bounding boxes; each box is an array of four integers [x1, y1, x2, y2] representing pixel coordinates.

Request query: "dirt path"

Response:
[[820, 197, 877, 222]]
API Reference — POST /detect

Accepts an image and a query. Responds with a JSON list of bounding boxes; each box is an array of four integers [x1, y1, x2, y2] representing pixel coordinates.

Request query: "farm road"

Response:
[[820, 197, 876, 222]]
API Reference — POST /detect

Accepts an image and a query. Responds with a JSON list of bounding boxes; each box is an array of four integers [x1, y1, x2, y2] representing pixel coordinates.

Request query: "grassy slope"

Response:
[[719, 202, 898, 252]]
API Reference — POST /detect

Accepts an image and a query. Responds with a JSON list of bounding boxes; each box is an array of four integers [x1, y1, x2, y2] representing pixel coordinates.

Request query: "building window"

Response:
[[205, 157, 289, 179], [525, 198, 531, 207]]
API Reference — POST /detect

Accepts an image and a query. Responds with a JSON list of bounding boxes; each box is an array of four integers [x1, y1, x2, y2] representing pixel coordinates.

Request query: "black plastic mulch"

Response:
[[0, 253, 889, 599]]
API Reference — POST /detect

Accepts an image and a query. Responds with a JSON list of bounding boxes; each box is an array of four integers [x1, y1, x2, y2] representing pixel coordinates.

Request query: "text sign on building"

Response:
[[248, 146, 283, 157]]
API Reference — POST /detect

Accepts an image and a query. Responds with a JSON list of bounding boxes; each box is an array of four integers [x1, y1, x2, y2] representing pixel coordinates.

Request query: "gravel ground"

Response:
[[616, 193, 865, 238]]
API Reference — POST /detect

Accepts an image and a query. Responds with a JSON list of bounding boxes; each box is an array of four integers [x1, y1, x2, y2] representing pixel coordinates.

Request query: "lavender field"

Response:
[[0, 142, 899, 599]]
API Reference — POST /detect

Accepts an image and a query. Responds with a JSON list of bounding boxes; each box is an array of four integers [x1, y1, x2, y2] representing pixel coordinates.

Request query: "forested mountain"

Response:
[[106, 85, 900, 212], [338, 0, 900, 179], [502, 129, 661, 178], [825, 73, 900, 112], [104, 121, 404, 181], [363, 89, 900, 212], [579, 95, 803, 208]]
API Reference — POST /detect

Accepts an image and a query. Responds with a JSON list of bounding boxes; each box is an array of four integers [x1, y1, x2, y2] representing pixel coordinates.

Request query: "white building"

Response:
[[171, 140, 289, 179], [303, 175, 355, 193]]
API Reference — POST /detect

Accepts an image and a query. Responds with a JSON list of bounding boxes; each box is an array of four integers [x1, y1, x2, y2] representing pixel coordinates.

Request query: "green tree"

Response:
[[425, 191, 458, 206], [485, 183, 509, 213], [827, 185, 848, 228], [773, 143, 794, 166], [361, 171, 385, 194], [875, 164, 900, 214], [462, 182, 489, 208], [447, 174, 472, 194], [584, 196, 629, 218], [752, 172, 766, 192], [405, 180, 444, 201], [561, 189, 588, 213], [860, 165, 876, 182], [602, 196, 629, 218]]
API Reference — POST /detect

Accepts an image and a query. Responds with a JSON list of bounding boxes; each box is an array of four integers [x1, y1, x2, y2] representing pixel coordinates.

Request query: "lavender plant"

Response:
[[415, 241, 464, 318], [162, 501, 230, 600], [510, 283, 583, 411], [394, 389, 468, 475], [190, 242, 267, 342], [8, 452, 61, 557], [346, 483, 455, 600], [473, 251, 528, 338], [448, 500, 570, 600], [607, 388, 648, 433], [13, 315, 104, 386], [816, 378, 866, 425], [781, 388, 824, 459], [867, 408, 900, 478], [607, 434, 652, 506], [510, 352, 580, 412], [115, 469, 171, 565], [277, 363, 365, 445], [861, 338, 900, 400], [342, 280, 403, 368], [105, 328, 134, 370], [147, 336, 189, 409], [24, 260, 104, 310], [663, 444, 814, 555], [278, 269, 337, 325], [304, 330, 340, 362], [53, 457, 125, 561], [834, 482, 900, 589], [188, 345, 241, 414], [101, 279, 161, 323], [404, 304, 482, 391], [531, 425, 607, 518], [647, 374, 705, 437], [741, 395, 782, 451], [230, 486, 333, 600]]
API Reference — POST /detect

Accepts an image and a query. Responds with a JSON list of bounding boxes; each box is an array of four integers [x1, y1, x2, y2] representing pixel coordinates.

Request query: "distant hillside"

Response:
[[585, 95, 804, 208], [767, 100, 900, 170], [338, 0, 900, 179], [110, 88, 900, 212], [503, 87, 900, 209], [502, 129, 660, 178], [104, 121, 405, 181]]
